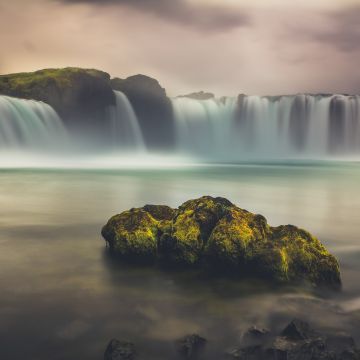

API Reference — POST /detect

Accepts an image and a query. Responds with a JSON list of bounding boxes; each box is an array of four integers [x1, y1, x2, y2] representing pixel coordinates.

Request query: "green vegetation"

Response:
[[101, 196, 341, 288], [0, 67, 110, 99]]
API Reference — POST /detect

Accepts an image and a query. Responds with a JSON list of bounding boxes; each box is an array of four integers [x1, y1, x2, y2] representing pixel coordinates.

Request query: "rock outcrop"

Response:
[[228, 319, 360, 360], [104, 339, 136, 360], [176, 334, 207, 359], [0, 68, 176, 149], [0, 68, 115, 133], [111, 75, 174, 149], [101, 196, 341, 288], [179, 91, 215, 100], [104, 320, 360, 360]]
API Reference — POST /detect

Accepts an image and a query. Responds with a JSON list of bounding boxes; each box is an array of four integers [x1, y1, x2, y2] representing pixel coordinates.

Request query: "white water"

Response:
[[0, 95, 68, 152], [1, 92, 360, 165], [171, 94, 360, 161], [172, 97, 238, 159], [106, 90, 146, 153]]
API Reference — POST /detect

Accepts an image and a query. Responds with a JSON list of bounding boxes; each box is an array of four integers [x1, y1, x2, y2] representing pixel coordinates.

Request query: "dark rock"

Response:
[[245, 326, 270, 338], [176, 334, 206, 359], [228, 319, 360, 360], [242, 326, 270, 346], [178, 91, 215, 100], [0, 68, 115, 141], [111, 74, 174, 150], [281, 319, 315, 340], [227, 345, 263, 359], [104, 339, 136, 360], [142, 204, 175, 221], [102, 196, 341, 287]]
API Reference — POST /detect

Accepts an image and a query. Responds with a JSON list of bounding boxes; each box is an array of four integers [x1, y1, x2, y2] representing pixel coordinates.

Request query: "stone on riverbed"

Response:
[[228, 319, 360, 360], [176, 334, 207, 358], [101, 196, 341, 288], [104, 339, 136, 360]]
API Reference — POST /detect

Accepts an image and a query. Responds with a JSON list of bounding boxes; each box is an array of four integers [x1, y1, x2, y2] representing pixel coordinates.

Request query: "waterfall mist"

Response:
[[0, 96, 68, 152], [172, 94, 360, 162], [106, 91, 146, 153], [0, 92, 360, 167]]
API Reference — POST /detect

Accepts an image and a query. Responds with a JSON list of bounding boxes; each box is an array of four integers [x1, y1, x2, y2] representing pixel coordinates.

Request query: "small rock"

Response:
[[227, 345, 263, 359], [104, 339, 136, 360], [281, 319, 315, 340], [242, 326, 270, 346], [176, 334, 207, 358]]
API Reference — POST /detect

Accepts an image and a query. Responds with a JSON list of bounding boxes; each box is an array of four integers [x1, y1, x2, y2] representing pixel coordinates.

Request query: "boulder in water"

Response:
[[176, 334, 207, 359], [101, 196, 341, 288], [104, 339, 136, 360], [228, 319, 360, 360]]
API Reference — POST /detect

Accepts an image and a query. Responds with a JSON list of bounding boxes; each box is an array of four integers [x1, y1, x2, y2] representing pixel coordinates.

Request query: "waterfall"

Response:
[[172, 97, 237, 159], [171, 94, 360, 161], [107, 91, 146, 153], [0, 95, 68, 152]]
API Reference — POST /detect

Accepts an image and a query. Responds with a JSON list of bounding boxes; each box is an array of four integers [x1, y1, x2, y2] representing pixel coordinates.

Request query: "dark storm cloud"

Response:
[[56, 0, 251, 31]]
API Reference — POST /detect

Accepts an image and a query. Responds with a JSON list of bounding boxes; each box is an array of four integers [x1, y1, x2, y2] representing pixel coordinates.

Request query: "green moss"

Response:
[[158, 196, 235, 266], [101, 196, 341, 288], [0, 67, 113, 112], [205, 208, 270, 270], [142, 204, 175, 221], [158, 209, 202, 266], [0, 67, 109, 96], [271, 225, 341, 287], [101, 208, 159, 263]]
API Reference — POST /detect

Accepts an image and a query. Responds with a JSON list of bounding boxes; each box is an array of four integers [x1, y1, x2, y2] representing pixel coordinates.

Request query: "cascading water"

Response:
[[106, 91, 146, 153], [172, 96, 237, 159], [171, 94, 360, 161], [0, 91, 359, 164], [0, 95, 68, 152]]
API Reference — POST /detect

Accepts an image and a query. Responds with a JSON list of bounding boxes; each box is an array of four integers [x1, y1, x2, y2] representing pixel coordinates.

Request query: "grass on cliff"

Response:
[[0, 67, 109, 95]]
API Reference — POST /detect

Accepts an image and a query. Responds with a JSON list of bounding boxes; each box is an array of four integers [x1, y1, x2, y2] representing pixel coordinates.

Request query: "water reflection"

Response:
[[0, 164, 359, 359]]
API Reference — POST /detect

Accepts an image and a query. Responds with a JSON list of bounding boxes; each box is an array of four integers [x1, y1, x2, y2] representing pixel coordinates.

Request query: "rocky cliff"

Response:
[[111, 75, 174, 149], [0, 68, 175, 150], [0, 68, 114, 125]]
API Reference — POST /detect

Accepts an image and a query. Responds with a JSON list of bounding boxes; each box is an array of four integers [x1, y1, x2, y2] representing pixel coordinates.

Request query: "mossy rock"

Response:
[[101, 208, 159, 263], [204, 208, 271, 271], [270, 225, 341, 287], [101, 196, 341, 288], [158, 196, 234, 266]]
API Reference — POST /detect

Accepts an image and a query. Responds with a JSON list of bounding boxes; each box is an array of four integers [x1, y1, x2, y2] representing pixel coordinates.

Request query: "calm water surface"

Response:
[[0, 163, 360, 359]]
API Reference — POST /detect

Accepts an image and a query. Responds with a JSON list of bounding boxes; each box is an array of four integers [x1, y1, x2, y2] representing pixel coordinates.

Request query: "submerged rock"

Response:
[[101, 196, 341, 287], [104, 339, 136, 360], [242, 326, 270, 346], [228, 319, 360, 360], [176, 334, 207, 359], [281, 318, 315, 340]]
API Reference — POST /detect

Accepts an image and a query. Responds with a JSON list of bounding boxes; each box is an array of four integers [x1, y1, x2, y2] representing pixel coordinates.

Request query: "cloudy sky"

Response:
[[0, 0, 359, 96]]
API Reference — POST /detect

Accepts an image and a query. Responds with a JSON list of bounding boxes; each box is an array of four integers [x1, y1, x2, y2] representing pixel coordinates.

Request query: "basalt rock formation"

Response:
[[0, 68, 115, 130], [228, 319, 360, 360], [111, 74, 174, 149], [101, 196, 341, 288]]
